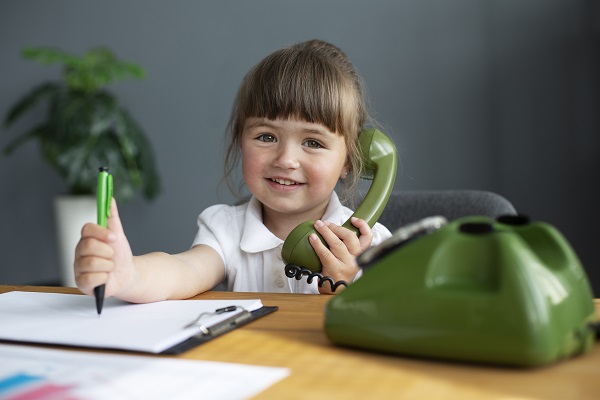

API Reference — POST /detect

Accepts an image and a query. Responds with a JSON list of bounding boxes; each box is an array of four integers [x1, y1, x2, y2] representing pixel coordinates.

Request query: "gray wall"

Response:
[[1, 1, 599, 295]]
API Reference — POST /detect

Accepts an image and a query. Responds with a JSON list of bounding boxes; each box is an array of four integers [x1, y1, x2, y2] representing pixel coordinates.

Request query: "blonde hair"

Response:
[[224, 39, 370, 201]]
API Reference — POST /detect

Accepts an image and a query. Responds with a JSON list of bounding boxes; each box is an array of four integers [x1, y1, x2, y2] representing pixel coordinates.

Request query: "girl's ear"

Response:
[[340, 167, 349, 179], [341, 154, 353, 179]]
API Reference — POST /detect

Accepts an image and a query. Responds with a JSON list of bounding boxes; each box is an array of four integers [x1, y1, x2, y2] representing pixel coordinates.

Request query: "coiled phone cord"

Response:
[[284, 264, 348, 292]]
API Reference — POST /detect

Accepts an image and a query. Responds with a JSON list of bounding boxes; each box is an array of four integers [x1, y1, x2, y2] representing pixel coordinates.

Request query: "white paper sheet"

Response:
[[0, 291, 263, 353], [0, 344, 289, 400]]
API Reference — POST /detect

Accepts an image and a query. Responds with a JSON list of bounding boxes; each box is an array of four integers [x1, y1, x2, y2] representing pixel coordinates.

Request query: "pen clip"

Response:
[[106, 173, 113, 218]]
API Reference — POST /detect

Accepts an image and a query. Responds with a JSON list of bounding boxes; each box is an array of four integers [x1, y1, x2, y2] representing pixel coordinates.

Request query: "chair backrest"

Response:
[[378, 190, 517, 230]]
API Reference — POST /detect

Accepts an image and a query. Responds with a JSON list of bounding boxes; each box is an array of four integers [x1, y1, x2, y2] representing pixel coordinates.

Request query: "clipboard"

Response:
[[0, 291, 278, 354]]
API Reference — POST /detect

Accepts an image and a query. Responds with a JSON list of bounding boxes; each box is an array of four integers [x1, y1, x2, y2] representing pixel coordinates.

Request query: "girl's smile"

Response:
[[267, 177, 305, 191]]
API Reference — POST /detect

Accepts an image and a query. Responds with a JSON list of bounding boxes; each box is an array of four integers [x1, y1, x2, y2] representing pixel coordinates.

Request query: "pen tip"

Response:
[[94, 285, 105, 315], [95, 300, 104, 315]]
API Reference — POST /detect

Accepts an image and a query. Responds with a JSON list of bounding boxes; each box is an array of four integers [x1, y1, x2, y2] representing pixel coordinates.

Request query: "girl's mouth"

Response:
[[270, 178, 300, 186]]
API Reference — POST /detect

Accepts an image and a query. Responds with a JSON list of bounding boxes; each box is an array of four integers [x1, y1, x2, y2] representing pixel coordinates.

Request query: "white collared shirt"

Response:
[[191, 192, 391, 293]]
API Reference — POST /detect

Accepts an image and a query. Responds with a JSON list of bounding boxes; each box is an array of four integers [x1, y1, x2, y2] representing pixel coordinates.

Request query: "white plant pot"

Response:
[[54, 195, 96, 287]]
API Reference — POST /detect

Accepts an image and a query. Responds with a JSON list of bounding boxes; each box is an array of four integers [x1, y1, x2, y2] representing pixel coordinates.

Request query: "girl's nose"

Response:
[[274, 144, 300, 169]]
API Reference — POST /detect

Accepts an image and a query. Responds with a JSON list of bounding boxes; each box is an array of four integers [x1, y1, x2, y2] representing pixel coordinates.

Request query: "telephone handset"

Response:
[[281, 128, 397, 281]]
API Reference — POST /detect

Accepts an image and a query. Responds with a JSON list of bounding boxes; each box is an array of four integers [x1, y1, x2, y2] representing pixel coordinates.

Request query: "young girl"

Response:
[[74, 39, 392, 302]]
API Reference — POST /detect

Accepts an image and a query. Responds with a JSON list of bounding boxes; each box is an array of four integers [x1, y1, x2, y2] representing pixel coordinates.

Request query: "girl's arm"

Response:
[[118, 245, 225, 303], [74, 199, 225, 303]]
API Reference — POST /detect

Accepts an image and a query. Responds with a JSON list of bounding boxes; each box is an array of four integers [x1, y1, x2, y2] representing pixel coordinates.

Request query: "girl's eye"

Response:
[[258, 134, 277, 143], [303, 139, 323, 149]]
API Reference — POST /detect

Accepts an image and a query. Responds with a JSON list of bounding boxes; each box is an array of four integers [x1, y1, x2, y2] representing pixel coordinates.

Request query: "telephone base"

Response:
[[325, 215, 598, 367]]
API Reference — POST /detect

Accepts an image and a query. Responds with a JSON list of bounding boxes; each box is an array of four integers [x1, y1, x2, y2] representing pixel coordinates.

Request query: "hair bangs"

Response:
[[239, 50, 352, 135]]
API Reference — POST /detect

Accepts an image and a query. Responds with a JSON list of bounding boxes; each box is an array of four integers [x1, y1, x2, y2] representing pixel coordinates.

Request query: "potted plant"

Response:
[[3, 46, 161, 286]]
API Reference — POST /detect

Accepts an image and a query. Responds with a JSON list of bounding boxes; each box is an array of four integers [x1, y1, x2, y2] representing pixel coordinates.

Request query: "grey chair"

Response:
[[378, 190, 517, 231]]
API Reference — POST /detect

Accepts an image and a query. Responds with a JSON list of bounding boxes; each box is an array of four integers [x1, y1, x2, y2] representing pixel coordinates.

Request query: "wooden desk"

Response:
[[2, 285, 599, 400]]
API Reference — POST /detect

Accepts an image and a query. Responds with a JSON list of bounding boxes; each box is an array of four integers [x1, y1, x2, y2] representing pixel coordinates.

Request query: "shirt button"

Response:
[[275, 276, 285, 288]]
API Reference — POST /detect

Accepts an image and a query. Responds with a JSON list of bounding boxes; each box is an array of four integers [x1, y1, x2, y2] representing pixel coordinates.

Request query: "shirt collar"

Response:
[[240, 196, 282, 253], [239, 192, 345, 253], [321, 191, 345, 224]]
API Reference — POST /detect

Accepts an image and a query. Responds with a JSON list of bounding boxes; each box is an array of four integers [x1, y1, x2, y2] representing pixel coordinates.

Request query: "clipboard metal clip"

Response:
[[184, 305, 253, 336], [195, 309, 253, 337]]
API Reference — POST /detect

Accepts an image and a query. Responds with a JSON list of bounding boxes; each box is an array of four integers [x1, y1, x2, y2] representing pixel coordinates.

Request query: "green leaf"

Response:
[[3, 124, 47, 155], [4, 83, 60, 127], [62, 47, 146, 93], [22, 47, 79, 66]]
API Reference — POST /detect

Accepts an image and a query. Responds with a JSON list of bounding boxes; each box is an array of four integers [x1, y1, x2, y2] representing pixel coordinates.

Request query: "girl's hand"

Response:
[[309, 217, 373, 294], [74, 198, 136, 298]]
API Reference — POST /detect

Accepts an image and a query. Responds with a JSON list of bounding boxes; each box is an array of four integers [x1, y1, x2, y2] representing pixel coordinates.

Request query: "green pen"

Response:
[[95, 166, 113, 315]]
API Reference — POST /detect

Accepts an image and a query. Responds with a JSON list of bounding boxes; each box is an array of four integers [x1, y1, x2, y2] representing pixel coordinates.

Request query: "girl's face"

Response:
[[241, 117, 348, 226]]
